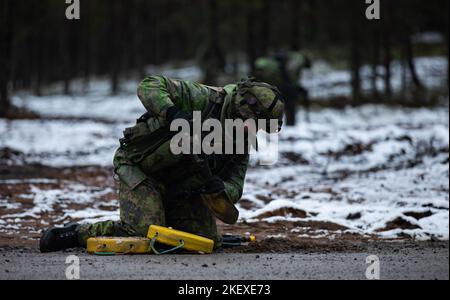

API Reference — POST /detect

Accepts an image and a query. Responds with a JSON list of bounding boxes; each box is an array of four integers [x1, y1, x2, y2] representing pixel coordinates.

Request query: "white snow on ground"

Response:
[[239, 105, 449, 240], [1, 103, 447, 240], [303, 56, 447, 99], [11, 94, 145, 123], [0, 56, 448, 240], [0, 119, 123, 166], [0, 199, 22, 210], [0, 181, 119, 235], [2, 184, 115, 220]]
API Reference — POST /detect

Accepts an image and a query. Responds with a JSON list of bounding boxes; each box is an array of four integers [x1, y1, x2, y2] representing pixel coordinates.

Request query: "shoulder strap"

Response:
[[202, 88, 226, 120], [203, 99, 223, 120]]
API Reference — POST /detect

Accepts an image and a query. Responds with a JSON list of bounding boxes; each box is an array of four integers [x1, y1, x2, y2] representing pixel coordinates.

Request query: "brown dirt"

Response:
[[0, 165, 417, 253], [1, 106, 40, 120], [0, 164, 114, 184], [254, 207, 308, 219], [282, 152, 310, 165], [404, 211, 433, 220], [376, 217, 422, 232], [346, 212, 362, 220], [216, 219, 375, 253], [324, 142, 375, 159], [0, 165, 116, 248]]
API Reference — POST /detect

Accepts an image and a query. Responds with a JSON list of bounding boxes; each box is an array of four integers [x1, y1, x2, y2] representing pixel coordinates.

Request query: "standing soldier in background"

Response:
[[197, 42, 227, 86], [254, 51, 312, 126]]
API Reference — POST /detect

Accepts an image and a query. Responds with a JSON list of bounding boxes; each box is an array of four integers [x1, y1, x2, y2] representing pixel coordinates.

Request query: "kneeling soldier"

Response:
[[40, 76, 285, 252]]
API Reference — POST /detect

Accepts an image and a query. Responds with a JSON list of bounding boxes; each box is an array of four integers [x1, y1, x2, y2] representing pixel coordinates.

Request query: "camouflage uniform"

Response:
[[78, 76, 251, 247], [254, 51, 311, 125]]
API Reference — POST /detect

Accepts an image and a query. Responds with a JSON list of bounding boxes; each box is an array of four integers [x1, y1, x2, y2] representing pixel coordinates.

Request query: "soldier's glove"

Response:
[[201, 176, 225, 195], [201, 186, 239, 225], [166, 106, 191, 124]]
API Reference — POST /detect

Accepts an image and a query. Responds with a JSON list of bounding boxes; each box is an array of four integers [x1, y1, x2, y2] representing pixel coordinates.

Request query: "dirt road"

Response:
[[1, 242, 448, 280]]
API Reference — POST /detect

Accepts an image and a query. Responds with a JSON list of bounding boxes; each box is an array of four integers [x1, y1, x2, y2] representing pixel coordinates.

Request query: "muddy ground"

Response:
[[0, 163, 362, 250], [0, 105, 448, 281], [0, 164, 446, 256]]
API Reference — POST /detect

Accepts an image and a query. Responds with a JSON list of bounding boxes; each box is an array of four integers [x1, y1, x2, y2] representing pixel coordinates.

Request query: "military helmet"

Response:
[[231, 77, 285, 133]]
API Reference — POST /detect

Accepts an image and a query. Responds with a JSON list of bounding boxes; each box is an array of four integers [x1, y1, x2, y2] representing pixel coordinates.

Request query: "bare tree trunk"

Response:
[[260, 0, 271, 56], [229, 1, 240, 78], [63, 23, 77, 95], [446, 33, 449, 89], [291, 0, 303, 50], [404, 33, 423, 90], [0, 0, 14, 117], [130, 0, 145, 79], [445, 33, 450, 87], [382, 1, 393, 100], [246, 10, 257, 74], [305, 0, 317, 44], [371, 26, 381, 99], [32, 4, 45, 97], [203, 0, 226, 85], [350, 2, 361, 104], [121, 1, 132, 79], [109, 1, 122, 95], [445, 0, 449, 88], [400, 58, 408, 99], [82, 0, 92, 94]]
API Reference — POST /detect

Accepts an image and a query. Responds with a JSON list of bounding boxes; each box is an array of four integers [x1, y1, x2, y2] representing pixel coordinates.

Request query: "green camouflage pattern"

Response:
[[233, 85, 285, 126], [254, 51, 311, 126], [77, 179, 222, 246], [78, 75, 257, 248], [254, 51, 310, 88], [254, 57, 284, 87], [137, 75, 214, 119]]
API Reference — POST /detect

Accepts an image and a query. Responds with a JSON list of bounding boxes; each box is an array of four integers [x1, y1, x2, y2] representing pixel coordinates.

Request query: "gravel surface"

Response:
[[0, 242, 447, 280]]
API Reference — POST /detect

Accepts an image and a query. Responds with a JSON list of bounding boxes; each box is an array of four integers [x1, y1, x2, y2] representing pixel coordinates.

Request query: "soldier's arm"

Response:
[[137, 75, 176, 119], [219, 154, 249, 204]]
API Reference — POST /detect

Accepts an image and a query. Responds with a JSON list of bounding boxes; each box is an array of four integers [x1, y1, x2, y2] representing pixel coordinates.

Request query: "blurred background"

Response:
[[0, 0, 448, 245], [0, 0, 449, 116]]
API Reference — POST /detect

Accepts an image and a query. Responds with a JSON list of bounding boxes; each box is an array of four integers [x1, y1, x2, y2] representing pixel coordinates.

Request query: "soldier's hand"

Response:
[[201, 176, 225, 195]]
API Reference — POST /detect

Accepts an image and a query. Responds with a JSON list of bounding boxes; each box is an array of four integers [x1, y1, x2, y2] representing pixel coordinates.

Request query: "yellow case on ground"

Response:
[[87, 237, 151, 255], [86, 226, 215, 255], [147, 225, 214, 254]]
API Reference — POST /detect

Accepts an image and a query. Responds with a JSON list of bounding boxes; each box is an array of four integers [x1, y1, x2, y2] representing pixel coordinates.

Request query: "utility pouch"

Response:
[[138, 140, 184, 175], [120, 116, 173, 164], [115, 164, 148, 190]]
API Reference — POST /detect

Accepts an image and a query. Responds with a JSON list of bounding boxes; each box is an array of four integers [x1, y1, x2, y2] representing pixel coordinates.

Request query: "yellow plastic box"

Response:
[[87, 226, 215, 255], [87, 237, 151, 255], [147, 225, 214, 254]]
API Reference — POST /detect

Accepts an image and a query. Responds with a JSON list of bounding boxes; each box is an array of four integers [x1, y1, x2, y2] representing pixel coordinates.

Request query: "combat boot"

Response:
[[40, 223, 81, 253]]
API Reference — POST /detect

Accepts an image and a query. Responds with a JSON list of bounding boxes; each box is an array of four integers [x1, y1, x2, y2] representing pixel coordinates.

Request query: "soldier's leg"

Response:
[[281, 85, 297, 126], [299, 85, 310, 123], [77, 220, 136, 247], [78, 178, 166, 246], [119, 179, 166, 235], [41, 148, 166, 252], [164, 195, 221, 248]]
